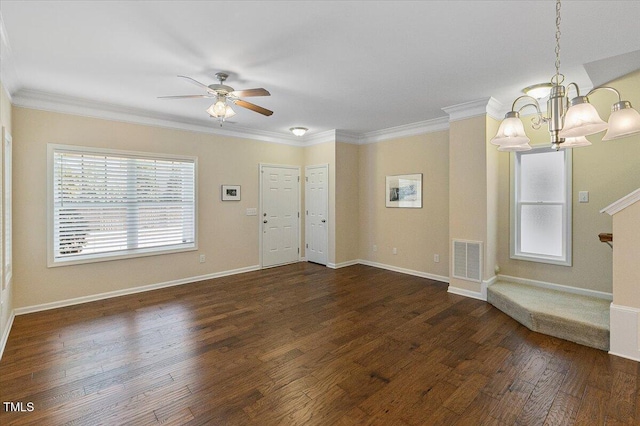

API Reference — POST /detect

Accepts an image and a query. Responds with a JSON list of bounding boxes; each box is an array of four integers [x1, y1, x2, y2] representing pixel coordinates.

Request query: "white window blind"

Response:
[[50, 146, 196, 265], [511, 147, 571, 266]]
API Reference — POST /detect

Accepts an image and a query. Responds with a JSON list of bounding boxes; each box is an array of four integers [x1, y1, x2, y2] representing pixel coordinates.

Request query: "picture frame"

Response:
[[221, 185, 241, 201], [385, 173, 422, 208]]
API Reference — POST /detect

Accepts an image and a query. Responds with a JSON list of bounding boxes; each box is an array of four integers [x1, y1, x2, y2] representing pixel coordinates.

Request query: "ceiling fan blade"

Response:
[[158, 94, 214, 99], [177, 75, 211, 89], [230, 88, 270, 97], [234, 99, 273, 116]]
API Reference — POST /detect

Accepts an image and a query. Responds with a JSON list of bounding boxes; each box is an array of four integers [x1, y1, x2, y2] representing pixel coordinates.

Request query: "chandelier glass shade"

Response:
[[558, 136, 592, 149], [490, 113, 531, 147], [558, 98, 608, 138], [492, 0, 640, 152], [602, 102, 640, 141]]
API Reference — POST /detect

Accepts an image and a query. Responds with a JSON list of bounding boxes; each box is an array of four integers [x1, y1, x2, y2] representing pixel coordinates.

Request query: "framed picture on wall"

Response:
[[385, 173, 422, 208], [221, 185, 241, 201]]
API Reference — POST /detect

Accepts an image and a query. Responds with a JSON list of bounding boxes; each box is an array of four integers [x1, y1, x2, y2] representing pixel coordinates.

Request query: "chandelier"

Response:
[[491, 0, 640, 151]]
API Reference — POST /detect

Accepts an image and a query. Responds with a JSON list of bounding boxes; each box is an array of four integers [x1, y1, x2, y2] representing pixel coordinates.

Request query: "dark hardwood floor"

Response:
[[0, 263, 638, 425]]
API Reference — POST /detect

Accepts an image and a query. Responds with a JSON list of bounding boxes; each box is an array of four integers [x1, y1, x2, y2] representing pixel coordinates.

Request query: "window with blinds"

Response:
[[48, 145, 196, 266], [511, 146, 572, 266]]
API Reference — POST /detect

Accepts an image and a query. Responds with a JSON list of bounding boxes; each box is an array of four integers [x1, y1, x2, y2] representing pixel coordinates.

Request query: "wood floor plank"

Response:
[[1, 263, 638, 425]]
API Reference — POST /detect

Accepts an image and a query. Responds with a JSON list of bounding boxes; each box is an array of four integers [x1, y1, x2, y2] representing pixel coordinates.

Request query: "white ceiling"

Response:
[[1, 1, 639, 140]]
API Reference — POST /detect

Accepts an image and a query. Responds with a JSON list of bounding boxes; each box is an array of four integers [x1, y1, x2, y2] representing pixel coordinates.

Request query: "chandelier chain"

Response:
[[554, 0, 562, 80]]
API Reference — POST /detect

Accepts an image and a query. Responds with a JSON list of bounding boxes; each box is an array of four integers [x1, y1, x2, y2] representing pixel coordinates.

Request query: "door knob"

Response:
[[321, 219, 326, 223], [263, 220, 268, 224]]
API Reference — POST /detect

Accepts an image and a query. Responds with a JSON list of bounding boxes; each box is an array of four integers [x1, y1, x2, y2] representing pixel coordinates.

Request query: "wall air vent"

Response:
[[452, 240, 482, 283]]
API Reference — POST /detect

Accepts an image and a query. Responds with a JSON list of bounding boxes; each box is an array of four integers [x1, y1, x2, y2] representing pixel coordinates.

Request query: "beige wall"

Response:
[[335, 142, 359, 264], [496, 70, 640, 294], [449, 115, 488, 293], [358, 132, 449, 278], [612, 200, 640, 308], [0, 82, 13, 346], [12, 107, 305, 308]]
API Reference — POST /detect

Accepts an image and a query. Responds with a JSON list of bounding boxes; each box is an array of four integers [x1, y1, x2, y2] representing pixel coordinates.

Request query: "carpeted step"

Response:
[[487, 281, 610, 351]]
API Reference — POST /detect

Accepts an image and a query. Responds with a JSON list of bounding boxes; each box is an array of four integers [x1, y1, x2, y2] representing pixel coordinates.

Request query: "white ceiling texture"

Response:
[[1, 1, 639, 143]]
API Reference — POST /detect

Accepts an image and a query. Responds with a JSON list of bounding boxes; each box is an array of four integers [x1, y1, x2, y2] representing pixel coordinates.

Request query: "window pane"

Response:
[[52, 147, 196, 263], [520, 151, 565, 202], [520, 204, 563, 257]]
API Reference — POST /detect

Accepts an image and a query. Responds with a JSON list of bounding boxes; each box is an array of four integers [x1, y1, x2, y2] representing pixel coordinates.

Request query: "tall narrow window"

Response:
[[511, 147, 572, 266], [49, 145, 196, 266]]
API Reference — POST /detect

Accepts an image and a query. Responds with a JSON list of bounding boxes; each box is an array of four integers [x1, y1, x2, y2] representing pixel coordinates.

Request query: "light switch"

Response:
[[246, 208, 257, 216], [578, 191, 589, 203]]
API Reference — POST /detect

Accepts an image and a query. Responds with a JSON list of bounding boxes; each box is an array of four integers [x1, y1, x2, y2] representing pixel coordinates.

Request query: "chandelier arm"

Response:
[[586, 86, 622, 102], [511, 95, 545, 128], [566, 82, 581, 98], [510, 95, 541, 113]]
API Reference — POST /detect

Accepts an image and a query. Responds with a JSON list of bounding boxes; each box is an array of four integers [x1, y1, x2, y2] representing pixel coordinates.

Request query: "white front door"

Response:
[[305, 164, 328, 265], [261, 165, 300, 268]]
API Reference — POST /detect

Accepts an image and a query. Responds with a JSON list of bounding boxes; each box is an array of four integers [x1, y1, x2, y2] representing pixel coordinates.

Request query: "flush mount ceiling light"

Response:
[[491, 0, 640, 152], [290, 127, 308, 137], [523, 83, 554, 100]]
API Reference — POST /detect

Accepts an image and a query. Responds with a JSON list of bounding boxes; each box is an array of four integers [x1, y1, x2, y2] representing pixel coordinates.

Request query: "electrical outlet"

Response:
[[434, 254, 440, 263], [199, 254, 206, 263], [392, 247, 397, 255], [373, 244, 377, 252]]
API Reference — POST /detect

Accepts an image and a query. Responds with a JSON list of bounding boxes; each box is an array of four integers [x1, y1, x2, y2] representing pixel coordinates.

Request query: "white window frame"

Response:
[[47, 144, 198, 267], [510, 146, 572, 266]]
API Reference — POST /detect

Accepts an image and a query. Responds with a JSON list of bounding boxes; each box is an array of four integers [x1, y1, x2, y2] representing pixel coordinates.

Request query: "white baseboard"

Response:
[[497, 274, 613, 301], [448, 285, 485, 301], [327, 260, 359, 269], [0, 310, 16, 361], [609, 303, 640, 362], [14, 264, 261, 316], [358, 259, 449, 283]]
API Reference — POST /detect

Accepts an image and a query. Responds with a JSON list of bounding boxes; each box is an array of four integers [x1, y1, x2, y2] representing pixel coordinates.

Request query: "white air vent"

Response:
[[452, 240, 482, 282]]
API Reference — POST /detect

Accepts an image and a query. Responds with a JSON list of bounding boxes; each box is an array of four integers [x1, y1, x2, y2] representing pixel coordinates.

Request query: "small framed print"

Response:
[[385, 173, 422, 208], [221, 185, 241, 201]]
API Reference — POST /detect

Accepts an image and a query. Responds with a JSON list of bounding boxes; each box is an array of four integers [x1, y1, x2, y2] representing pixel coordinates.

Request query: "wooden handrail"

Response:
[[599, 233, 613, 248]]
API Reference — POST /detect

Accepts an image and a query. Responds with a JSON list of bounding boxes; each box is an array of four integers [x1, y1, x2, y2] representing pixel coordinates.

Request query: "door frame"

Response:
[[259, 163, 302, 268], [305, 163, 329, 266]]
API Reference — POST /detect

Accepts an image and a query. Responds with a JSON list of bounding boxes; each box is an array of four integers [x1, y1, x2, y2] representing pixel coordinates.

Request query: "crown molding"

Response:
[[12, 89, 306, 146], [359, 117, 450, 144], [335, 130, 362, 144], [442, 97, 499, 122], [601, 188, 640, 216], [11, 88, 456, 146], [304, 129, 338, 146]]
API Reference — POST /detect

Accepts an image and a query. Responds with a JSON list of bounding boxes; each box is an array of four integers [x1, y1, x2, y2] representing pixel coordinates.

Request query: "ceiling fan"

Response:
[[159, 72, 273, 126]]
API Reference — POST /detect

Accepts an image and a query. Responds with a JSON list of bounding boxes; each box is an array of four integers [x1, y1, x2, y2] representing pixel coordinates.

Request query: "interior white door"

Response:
[[305, 164, 328, 265], [261, 165, 300, 267]]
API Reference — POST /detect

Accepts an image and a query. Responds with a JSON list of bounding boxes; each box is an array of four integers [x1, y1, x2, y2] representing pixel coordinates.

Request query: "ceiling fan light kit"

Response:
[[160, 72, 273, 127], [491, 0, 640, 152]]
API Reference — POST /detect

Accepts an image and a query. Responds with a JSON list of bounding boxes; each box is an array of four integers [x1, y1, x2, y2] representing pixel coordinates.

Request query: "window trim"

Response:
[[510, 146, 572, 266], [47, 144, 198, 267]]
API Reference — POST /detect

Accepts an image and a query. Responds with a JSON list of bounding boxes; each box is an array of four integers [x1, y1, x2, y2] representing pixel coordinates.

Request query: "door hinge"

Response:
[[298, 248, 300, 254], [298, 176, 300, 182], [306, 243, 308, 248], [305, 176, 308, 182], [298, 212, 300, 218], [306, 210, 308, 215]]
